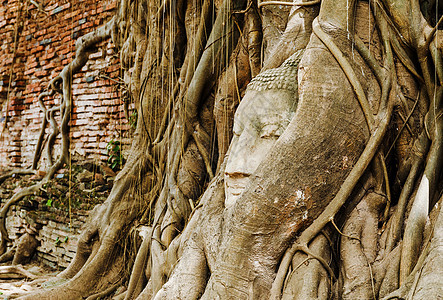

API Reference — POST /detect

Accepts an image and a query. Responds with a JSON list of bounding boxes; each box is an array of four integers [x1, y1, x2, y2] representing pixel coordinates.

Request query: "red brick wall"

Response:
[[0, 0, 131, 170]]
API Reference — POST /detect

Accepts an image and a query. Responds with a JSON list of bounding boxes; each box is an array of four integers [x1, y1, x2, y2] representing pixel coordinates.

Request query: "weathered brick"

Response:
[[30, 45, 44, 53], [34, 70, 47, 77], [35, 29, 46, 37], [51, 3, 71, 15], [1, 0, 128, 180], [39, 38, 52, 46]]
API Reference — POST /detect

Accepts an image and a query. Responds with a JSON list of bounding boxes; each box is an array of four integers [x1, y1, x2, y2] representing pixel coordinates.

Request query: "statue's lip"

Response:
[[226, 183, 246, 195], [229, 189, 244, 196], [225, 174, 250, 196]]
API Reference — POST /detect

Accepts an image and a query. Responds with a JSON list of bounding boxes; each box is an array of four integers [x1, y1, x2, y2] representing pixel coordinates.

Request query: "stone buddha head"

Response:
[[224, 50, 303, 207]]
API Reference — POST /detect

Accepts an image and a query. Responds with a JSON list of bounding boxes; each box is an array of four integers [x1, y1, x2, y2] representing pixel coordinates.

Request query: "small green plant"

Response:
[[129, 110, 138, 130], [55, 236, 69, 246], [107, 139, 126, 171], [46, 198, 53, 207]]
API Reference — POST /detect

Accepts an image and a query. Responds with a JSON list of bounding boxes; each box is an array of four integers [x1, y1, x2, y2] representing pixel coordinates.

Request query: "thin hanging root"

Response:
[[153, 83, 179, 145], [425, 14, 443, 51], [390, 32, 423, 82], [368, 258, 376, 300], [330, 217, 359, 241], [379, 153, 391, 221], [406, 264, 425, 300], [397, 109, 414, 136], [192, 124, 214, 180], [257, 0, 321, 9], [287, 257, 310, 281], [385, 90, 420, 158], [354, 36, 385, 84], [430, 41, 443, 86]]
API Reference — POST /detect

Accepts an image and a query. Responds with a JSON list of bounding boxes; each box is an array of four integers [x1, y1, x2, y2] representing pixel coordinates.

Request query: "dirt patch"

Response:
[[0, 262, 57, 299]]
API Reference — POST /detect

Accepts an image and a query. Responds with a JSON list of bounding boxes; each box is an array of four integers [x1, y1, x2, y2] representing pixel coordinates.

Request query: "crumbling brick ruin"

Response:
[[0, 0, 131, 170]]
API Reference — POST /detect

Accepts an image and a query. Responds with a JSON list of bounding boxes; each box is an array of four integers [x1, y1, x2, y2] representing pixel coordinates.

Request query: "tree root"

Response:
[[12, 233, 38, 266], [385, 91, 421, 158], [33, 90, 55, 169], [0, 182, 44, 254], [5, 1, 440, 299], [291, 243, 334, 281], [399, 175, 429, 283], [303, 22, 393, 248], [399, 88, 442, 282], [133, 2, 249, 295], [335, 194, 383, 300], [0, 16, 116, 257], [281, 232, 332, 300], [385, 133, 428, 252], [85, 279, 122, 300], [381, 241, 431, 300], [0, 265, 37, 280], [353, 35, 385, 84], [271, 239, 334, 300], [192, 124, 214, 180], [124, 227, 152, 300], [312, 18, 374, 130], [271, 13, 395, 298], [257, 0, 321, 9], [0, 246, 15, 263], [0, 169, 36, 184]]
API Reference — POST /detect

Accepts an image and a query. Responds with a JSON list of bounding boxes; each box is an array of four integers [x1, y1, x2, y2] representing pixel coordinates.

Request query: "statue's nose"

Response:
[[225, 131, 257, 177]]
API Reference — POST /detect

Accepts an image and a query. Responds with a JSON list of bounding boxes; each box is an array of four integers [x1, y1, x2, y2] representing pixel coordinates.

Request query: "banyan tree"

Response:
[[0, 0, 442, 299]]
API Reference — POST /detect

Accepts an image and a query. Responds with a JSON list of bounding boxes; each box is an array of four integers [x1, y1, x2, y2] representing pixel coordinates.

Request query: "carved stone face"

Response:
[[224, 89, 296, 207]]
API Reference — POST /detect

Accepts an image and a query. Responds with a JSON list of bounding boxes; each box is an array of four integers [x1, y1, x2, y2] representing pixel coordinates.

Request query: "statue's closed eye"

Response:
[[260, 123, 283, 139]]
